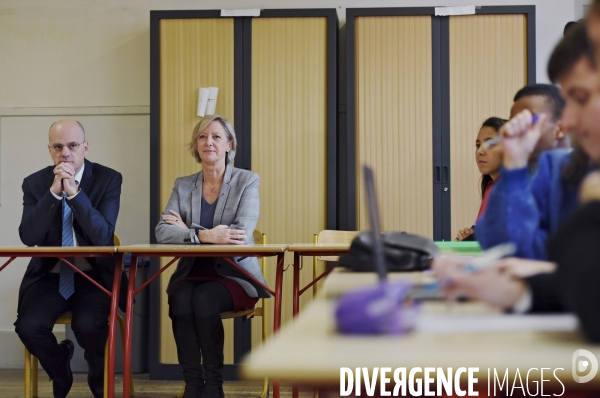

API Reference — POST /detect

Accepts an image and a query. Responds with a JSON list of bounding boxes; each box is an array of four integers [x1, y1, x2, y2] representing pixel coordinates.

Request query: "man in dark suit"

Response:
[[14, 119, 125, 398]]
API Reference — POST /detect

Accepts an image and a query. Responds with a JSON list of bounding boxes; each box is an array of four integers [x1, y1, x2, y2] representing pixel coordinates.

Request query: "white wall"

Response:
[[0, 0, 575, 368]]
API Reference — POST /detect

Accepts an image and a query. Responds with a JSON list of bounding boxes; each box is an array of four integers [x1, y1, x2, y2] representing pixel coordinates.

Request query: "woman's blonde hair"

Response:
[[189, 115, 237, 164]]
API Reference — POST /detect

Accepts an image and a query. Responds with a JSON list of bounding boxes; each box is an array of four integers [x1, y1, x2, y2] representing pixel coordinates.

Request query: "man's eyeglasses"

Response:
[[50, 142, 84, 153]]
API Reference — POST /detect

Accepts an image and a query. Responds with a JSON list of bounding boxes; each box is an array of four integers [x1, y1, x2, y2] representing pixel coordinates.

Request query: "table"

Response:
[[117, 243, 289, 398], [242, 270, 600, 394], [287, 243, 351, 317], [287, 241, 482, 317], [0, 246, 123, 398]]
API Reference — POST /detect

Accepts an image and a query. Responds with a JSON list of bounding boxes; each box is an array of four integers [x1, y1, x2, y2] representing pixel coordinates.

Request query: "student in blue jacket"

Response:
[[476, 22, 598, 260]]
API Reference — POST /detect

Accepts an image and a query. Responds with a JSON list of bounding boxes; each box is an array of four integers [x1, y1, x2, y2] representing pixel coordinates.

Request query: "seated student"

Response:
[[475, 22, 596, 260], [510, 83, 568, 167], [155, 115, 269, 398], [456, 117, 506, 241], [434, 171, 600, 341]]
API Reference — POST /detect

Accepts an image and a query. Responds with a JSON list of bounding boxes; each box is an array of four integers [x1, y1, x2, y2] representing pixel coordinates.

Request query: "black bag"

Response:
[[339, 231, 439, 272]]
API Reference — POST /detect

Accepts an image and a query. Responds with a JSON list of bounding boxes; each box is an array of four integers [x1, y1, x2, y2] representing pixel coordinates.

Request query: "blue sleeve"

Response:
[[476, 160, 552, 260]]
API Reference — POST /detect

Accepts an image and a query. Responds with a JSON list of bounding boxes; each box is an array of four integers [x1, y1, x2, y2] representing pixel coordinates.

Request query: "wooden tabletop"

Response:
[[242, 269, 598, 386], [0, 246, 117, 254], [116, 243, 289, 254], [286, 241, 481, 255], [241, 297, 592, 384], [321, 268, 436, 298], [287, 243, 350, 253]]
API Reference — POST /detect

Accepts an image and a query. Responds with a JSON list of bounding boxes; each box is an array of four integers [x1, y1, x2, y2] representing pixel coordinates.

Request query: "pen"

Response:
[[482, 114, 539, 150], [460, 242, 516, 273], [421, 242, 517, 293]]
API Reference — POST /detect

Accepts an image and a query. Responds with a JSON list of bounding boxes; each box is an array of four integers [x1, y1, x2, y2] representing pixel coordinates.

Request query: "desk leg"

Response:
[[123, 255, 138, 398], [273, 253, 284, 333], [291, 254, 300, 397], [0, 257, 16, 273], [106, 253, 123, 398], [293, 252, 300, 318], [272, 253, 285, 398]]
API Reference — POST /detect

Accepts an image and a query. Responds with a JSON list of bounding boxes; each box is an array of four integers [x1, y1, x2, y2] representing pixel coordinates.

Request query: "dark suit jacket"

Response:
[[18, 158, 128, 311]]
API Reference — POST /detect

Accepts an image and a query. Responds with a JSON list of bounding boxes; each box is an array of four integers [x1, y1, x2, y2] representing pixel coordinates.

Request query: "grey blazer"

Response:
[[155, 165, 269, 298]]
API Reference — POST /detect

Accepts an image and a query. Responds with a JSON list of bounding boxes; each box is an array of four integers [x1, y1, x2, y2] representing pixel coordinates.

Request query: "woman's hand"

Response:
[[456, 227, 474, 241], [502, 110, 548, 169], [162, 210, 188, 230], [580, 171, 600, 203], [199, 225, 247, 245]]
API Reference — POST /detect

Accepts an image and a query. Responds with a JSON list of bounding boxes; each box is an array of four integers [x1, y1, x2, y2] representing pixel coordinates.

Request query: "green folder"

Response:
[[435, 241, 482, 253]]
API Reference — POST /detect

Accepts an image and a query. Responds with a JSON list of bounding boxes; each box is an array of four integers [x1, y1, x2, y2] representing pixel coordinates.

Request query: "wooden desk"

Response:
[[242, 271, 600, 394], [117, 243, 288, 398], [319, 267, 437, 299], [287, 243, 351, 317], [0, 246, 122, 398], [287, 241, 482, 317]]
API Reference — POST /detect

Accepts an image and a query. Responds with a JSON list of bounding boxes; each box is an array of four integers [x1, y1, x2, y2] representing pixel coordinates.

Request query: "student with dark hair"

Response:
[[456, 117, 506, 241], [476, 22, 597, 260], [510, 83, 568, 167], [564, 19, 584, 36], [564, 20, 578, 36]]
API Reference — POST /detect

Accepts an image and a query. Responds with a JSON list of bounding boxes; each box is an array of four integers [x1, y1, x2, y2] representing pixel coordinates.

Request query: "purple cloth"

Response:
[[335, 282, 420, 335]]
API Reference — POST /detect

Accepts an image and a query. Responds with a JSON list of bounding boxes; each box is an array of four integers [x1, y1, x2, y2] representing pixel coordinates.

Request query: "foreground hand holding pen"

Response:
[[432, 246, 557, 309]]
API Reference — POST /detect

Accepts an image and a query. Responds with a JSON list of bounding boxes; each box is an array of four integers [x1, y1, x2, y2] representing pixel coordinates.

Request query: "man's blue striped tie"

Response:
[[59, 195, 75, 299]]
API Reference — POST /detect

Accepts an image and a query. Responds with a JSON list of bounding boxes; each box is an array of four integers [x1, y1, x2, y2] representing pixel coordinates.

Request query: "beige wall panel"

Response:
[[251, 17, 329, 341], [449, 14, 526, 237], [158, 18, 235, 364], [355, 16, 433, 237]]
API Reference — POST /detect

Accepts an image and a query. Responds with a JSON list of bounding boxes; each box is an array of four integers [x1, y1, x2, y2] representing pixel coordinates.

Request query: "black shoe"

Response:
[[181, 383, 205, 398], [203, 384, 224, 398], [87, 371, 104, 398], [52, 339, 74, 398]]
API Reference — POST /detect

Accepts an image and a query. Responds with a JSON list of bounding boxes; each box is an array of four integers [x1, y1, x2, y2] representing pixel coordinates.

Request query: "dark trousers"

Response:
[[15, 271, 111, 380], [170, 280, 233, 396], [170, 279, 234, 318]]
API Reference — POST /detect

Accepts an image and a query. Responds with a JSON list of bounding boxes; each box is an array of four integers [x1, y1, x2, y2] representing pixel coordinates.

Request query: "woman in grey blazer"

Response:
[[155, 115, 268, 398]]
